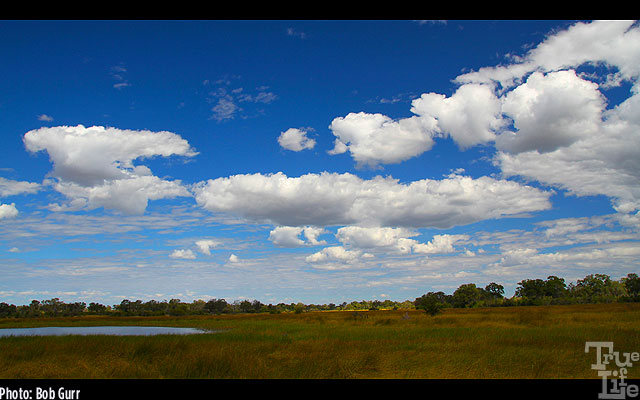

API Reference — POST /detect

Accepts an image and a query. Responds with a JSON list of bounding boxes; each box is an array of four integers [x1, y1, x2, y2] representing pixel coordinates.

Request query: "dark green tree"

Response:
[[87, 302, 108, 314], [237, 300, 254, 313], [204, 298, 228, 314], [622, 273, 640, 301], [485, 283, 505, 298], [570, 274, 625, 303], [452, 284, 483, 308], [515, 279, 547, 300], [414, 291, 447, 316], [544, 276, 567, 298], [0, 302, 17, 318]]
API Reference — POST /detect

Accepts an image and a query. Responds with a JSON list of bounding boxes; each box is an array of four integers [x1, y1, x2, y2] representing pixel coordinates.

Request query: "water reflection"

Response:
[[0, 326, 212, 337]]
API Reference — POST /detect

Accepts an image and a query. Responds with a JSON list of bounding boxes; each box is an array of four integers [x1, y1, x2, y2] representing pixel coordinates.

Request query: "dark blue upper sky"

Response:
[[0, 20, 638, 305]]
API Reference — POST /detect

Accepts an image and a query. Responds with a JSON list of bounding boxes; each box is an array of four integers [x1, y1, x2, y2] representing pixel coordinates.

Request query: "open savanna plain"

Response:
[[1, 303, 639, 379]]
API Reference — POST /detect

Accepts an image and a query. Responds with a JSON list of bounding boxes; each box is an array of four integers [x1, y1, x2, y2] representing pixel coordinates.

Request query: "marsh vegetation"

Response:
[[1, 303, 639, 379]]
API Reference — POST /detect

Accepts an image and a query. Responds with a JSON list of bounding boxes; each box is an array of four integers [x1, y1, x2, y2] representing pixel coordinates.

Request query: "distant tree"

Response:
[[0, 302, 17, 318], [88, 302, 108, 314], [399, 300, 417, 309], [25, 300, 42, 317], [251, 300, 264, 313], [570, 274, 626, 303], [414, 292, 446, 316], [485, 283, 505, 298], [544, 276, 568, 299], [237, 300, 254, 313], [622, 273, 640, 301], [369, 300, 383, 311], [266, 304, 283, 314], [116, 299, 143, 315], [515, 276, 569, 305], [167, 299, 190, 316], [515, 279, 547, 300], [294, 302, 306, 314], [190, 300, 206, 314], [41, 298, 64, 316], [204, 298, 228, 314], [452, 284, 483, 308], [66, 302, 86, 316]]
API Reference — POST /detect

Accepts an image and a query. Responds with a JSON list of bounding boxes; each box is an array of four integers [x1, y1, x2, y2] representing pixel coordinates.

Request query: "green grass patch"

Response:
[[1, 303, 639, 378]]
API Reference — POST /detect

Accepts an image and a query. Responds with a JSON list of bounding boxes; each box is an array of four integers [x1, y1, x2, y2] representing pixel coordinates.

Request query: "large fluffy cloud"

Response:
[[410, 83, 504, 149], [462, 21, 640, 216], [327, 83, 504, 165], [23, 125, 197, 214], [495, 74, 640, 214], [455, 20, 640, 89], [193, 171, 551, 229], [496, 70, 605, 153], [24, 125, 197, 185], [325, 20, 640, 218], [326, 22, 640, 167], [328, 112, 437, 168]]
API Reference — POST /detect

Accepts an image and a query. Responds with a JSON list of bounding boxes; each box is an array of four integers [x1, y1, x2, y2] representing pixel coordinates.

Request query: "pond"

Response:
[[0, 326, 213, 337]]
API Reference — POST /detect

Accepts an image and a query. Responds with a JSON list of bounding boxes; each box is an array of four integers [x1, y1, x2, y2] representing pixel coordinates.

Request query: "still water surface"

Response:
[[0, 326, 211, 337]]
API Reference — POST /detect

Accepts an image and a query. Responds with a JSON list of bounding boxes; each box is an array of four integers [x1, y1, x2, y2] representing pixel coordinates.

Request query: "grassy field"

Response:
[[1, 303, 639, 379]]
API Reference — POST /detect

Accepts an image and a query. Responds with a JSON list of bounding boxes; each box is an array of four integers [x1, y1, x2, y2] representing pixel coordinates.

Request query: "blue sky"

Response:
[[1, 20, 639, 306]]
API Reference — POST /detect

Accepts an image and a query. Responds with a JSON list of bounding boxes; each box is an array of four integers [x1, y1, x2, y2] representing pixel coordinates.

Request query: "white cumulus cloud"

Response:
[[328, 112, 437, 168], [327, 20, 640, 219], [169, 249, 196, 260], [495, 78, 640, 214], [305, 246, 371, 263], [47, 175, 191, 215], [412, 234, 469, 254], [192, 171, 551, 229], [277, 128, 316, 151], [268, 226, 327, 248], [455, 20, 640, 89], [335, 226, 468, 255], [0, 203, 19, 219], [195, 239, 221, 255], [496, 70, 605, 154], [23, 125, 197, 214], [411, 83, 504, 149]]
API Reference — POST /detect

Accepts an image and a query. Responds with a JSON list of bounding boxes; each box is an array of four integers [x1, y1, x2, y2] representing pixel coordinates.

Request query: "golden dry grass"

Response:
[[1, 303, 639, 379]]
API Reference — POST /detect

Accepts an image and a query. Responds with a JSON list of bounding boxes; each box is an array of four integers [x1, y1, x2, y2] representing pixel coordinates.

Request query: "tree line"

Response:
[[414, 273, 640, 315], [1, 272, 639, 318]]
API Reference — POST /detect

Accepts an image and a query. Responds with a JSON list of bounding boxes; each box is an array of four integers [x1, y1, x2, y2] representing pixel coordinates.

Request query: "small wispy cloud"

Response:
[[113, 82, 131, 89], [110, 64, 131, 89], [206, 78, 277, 122], [211, 97, 240, 121], [286, 27, 306, 39], [37, 114, 54, 122], [414, 20, 447, 26]]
